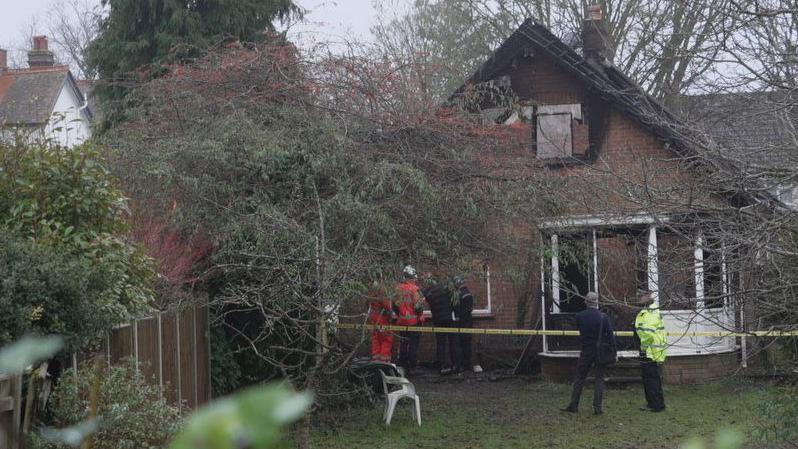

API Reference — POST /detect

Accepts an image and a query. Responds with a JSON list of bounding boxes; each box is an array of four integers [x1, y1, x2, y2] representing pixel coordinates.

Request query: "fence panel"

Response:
[[0, 373, 22, 449], [109, 325, 133, 364], [178, 308, 197, 409], [136, 317, 160, 384], [97, 305, 210, 410], [195, 306, 211, 403], [159, 310, 181, 405]]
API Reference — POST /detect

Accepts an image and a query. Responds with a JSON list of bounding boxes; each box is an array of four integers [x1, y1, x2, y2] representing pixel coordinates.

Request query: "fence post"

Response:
[[175, 310, 182, 408], [192, 305, 198, 407], [157, 312, 164, 399]]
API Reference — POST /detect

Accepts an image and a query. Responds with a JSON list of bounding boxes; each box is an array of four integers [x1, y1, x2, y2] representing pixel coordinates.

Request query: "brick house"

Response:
[[424, 6, 767, 383]]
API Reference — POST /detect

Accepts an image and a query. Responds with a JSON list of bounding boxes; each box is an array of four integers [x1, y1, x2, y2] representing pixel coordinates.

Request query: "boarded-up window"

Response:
[[536, 104, 585, 159]]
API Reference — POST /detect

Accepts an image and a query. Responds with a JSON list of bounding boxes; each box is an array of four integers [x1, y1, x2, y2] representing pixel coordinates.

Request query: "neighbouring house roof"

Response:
[[674, 91, 798, 170], [0, 65, 89, 126]]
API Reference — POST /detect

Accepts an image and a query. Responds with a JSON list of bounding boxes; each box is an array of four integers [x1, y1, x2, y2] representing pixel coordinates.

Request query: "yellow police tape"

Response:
[[336, 323, 798, 338]]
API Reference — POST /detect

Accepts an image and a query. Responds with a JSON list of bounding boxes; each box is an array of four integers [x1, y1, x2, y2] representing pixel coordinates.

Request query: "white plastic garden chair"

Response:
[[379, 370, 421, 426]]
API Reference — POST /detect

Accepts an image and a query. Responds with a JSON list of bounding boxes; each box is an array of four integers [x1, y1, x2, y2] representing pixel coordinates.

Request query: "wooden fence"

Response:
[[92, 305, 212, 409], [0, 374, 22, 449]]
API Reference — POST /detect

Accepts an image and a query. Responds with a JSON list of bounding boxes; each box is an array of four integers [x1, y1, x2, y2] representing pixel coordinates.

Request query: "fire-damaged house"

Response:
[[434, 6, 794, 383]]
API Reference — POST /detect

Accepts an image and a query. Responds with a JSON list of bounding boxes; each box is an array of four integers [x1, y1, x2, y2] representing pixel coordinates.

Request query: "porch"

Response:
[[537, 213, 740, 382]]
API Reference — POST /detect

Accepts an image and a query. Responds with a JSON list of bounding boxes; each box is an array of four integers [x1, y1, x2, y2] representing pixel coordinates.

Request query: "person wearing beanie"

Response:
[[561, 291, 617, 415]]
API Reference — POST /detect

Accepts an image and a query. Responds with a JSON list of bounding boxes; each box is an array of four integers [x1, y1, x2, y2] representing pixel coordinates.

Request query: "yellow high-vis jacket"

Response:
[[635, 303, 667, 363]]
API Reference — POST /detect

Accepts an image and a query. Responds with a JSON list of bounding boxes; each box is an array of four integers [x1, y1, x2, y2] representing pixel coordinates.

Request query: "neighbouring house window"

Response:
[[536, 104, 587, 159]]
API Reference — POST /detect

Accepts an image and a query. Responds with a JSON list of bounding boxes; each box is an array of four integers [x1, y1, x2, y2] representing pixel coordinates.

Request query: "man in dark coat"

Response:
[[452, 275, 482, 373], [422, 275, 459, 374], [561, 291, 617, 415]]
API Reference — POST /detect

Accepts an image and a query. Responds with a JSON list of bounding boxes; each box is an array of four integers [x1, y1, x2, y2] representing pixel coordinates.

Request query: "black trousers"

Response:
[[457, 333, 472, 369], [641, 359, 666, 410], [399, 330, 420, 370], [454, 320, 473, 370], [568, 348, 607, 410], [434, 321, 458, 369]]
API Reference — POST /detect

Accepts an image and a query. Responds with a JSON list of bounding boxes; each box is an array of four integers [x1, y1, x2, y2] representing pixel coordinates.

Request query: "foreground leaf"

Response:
[[0, 335, 63, 374], [170, 383, 312, 449]]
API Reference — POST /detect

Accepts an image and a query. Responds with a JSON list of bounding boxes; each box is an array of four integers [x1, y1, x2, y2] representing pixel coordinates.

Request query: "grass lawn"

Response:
[[310, 376, 778, 449]]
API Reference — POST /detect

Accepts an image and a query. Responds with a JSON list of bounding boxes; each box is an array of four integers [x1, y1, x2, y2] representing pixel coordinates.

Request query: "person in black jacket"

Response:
[[421, 275, 459, 375], [561, 291, 616, 415], [452, 275, 482, 373]]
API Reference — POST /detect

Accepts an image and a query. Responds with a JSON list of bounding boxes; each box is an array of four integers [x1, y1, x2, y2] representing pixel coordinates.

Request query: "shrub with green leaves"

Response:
[[0, 140, 154, 350], [35, 360, 181, 449], [0, 235, 122, 350]]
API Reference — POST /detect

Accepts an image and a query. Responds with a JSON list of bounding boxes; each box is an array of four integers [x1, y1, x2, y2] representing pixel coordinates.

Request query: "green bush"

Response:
[[209, 324, 242, 396], [36, 360, 181, 449], [0, 140, 154, 350], [755, 384, 798, 445], [0, 235, 124, 350]]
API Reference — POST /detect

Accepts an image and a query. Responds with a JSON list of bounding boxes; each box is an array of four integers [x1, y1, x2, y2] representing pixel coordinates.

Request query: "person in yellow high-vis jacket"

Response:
[[635, 290, 667, 412]]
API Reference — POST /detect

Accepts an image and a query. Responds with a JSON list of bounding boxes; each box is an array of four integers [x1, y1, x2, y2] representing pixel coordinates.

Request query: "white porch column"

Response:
[[592, 229, 599, 294], [540, 254, 548, 353], [695, 234, 705, 309], [485, 265, 493, 312], [551, 234, 560, 313], [647, 226, 659, 304]]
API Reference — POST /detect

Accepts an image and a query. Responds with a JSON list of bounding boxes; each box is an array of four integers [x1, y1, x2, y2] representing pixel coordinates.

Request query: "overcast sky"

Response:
[[0, 0, 383, 54]]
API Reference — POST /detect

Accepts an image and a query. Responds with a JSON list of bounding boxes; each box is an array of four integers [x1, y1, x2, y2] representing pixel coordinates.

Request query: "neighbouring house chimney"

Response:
[[28, 35, 55, 67], [582, 4, 612, 63], [0, 48, 7, 73]]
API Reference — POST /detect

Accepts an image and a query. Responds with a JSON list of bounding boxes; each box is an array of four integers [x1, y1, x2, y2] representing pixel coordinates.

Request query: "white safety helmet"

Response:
[[402, 265, 417, 279]]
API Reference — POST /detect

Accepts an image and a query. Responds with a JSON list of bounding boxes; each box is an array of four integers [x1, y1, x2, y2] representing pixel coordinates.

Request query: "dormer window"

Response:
[[535, 104, 588, 159]]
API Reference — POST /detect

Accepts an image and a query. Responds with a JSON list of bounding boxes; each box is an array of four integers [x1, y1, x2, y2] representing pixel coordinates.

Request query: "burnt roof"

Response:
[[450, 19, 798, 207], [0, 65, 81, 125], [452, 19, 714, 161]]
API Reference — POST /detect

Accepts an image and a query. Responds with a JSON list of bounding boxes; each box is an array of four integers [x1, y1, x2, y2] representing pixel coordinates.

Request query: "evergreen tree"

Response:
[[87, 0, 298, 83]]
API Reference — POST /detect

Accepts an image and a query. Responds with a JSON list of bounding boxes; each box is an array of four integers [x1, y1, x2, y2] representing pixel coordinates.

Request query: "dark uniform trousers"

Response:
[[434, 321, 458, 369], [641, 358, 666, 410], [568, 347, 607, 410], [399, 331, 420, 370]]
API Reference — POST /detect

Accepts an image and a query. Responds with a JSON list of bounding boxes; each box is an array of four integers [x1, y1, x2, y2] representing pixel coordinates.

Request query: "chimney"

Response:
[[0, 48, 7, 73], [28, 35, 55, 68], [582, 4, 612, 63]]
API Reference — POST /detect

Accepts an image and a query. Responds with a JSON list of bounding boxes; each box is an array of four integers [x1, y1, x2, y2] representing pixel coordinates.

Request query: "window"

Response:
[[546, 233, 593, 314], [536, 104, 587, 159]]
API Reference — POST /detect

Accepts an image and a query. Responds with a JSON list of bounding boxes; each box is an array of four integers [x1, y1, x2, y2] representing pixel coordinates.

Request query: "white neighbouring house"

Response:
[[0, 36, 92, 147]]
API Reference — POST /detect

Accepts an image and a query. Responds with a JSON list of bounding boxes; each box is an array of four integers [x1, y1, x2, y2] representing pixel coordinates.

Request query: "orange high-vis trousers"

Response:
[[370, 330, 393, 362]]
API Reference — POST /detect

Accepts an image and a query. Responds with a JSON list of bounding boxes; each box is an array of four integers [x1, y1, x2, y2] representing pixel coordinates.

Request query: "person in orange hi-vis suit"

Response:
[[395, 265, 425, 374], [367, 280, 396, 362]]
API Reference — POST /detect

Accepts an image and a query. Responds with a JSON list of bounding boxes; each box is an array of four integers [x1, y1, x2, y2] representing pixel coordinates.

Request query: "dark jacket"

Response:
[[574, 308, 616, 351], [422, 284, 455, 324], [454, 285, 474, 327]]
